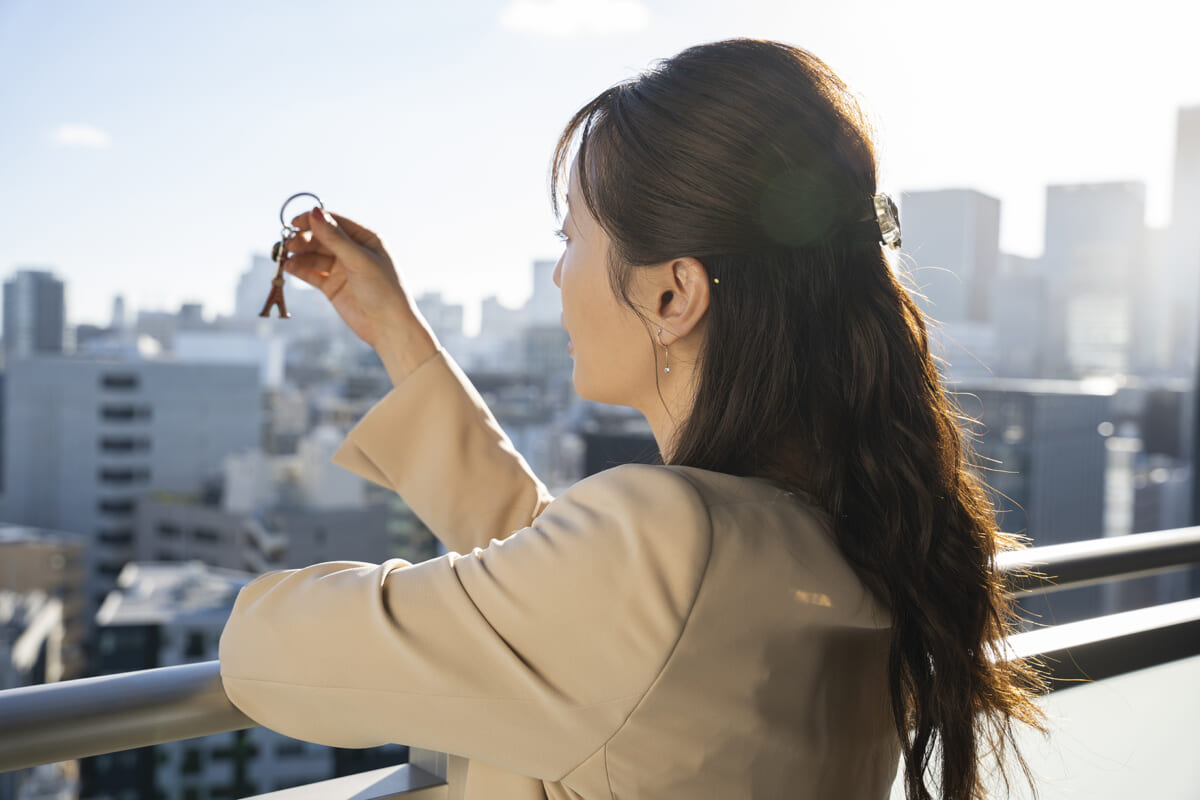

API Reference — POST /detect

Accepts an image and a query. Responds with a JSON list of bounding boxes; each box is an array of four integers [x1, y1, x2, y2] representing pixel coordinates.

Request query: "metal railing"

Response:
[[998, 526, 1200, 596], [2, 527, 1199, 795]]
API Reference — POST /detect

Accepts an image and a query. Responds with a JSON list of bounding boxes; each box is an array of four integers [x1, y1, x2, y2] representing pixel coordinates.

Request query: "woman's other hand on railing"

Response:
[[284, 207, 439, 383]]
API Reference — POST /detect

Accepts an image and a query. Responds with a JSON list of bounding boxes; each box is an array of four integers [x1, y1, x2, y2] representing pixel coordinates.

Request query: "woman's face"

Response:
[[553, 157, 657, 408]]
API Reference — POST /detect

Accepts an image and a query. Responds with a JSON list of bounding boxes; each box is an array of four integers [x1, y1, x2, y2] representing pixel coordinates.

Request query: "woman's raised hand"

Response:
[[284, 208, 438, 381]]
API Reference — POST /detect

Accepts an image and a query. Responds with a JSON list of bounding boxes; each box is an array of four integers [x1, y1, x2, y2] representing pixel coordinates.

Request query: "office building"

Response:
[[2, 269, 65, 359], [955, 377, 1114, 625], [234, 255, 282, 321], [1041, 182, 1146, 375], [898, 189, 1001, 325], [1164, 105, 1200, 374], [990, 259, 1050, 378], [0, 357, 260, 620], [232, 254, 338, 334], [526, 259, 561, 327], [174, 330, 286, 389], [134, 498, 393, 573], [416, 292, 467, 363]]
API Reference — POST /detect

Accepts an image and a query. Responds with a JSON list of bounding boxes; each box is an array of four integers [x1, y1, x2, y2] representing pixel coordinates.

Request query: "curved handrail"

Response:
[[999, 526, 1200, 596], [0, 660, 250, 773], [1, 529, 1199, 774]]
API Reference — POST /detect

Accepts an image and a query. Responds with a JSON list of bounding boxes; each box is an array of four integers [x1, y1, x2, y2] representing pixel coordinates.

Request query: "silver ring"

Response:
[[280, 192, 325, 233]]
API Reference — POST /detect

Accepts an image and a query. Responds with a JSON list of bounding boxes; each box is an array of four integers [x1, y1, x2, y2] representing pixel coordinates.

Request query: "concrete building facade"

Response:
[[0, 357, 260, 619]]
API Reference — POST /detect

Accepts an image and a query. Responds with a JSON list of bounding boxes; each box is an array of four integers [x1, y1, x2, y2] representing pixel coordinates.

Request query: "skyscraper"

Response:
[[1165, 105, 1200, 376], [898, 189, 1001, 325], [2, 269, 65, 359], [957, 377, 1114, 624], [527, 259, 561, 327], [1042, 182, 1146, 375], [898, 189, 1002, 379]]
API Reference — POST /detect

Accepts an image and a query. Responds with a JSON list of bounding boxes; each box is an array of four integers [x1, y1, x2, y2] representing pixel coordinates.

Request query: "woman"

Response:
[[219, 38, 1043, 800]]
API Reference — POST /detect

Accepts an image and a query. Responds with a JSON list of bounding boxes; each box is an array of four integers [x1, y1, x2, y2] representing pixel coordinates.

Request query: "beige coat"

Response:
[[218, 350, 900, 799]]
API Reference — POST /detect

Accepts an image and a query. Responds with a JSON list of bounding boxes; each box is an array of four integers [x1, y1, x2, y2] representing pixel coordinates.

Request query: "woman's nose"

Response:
[[552, 256, 563, 289]]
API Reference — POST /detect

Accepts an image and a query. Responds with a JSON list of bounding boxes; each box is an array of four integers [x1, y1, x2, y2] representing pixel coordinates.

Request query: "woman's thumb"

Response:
[[308, 207, 360, 261]]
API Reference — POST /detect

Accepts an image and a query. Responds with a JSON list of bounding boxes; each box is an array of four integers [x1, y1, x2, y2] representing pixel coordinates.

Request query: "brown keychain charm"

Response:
[[260, 192, 324, 319]]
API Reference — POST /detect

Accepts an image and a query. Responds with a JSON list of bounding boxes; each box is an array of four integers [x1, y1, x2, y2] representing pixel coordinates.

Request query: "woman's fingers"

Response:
[[326, 212, 383, 250], [290, 210, 313, 232], [305, 207, 370, 265], [283, 230, 331, 257], [290, 209, 383, 252], [283, 252, 336, 290]]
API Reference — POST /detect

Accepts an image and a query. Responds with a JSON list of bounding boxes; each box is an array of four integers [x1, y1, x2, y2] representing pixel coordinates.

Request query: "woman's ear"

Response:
[[652, 256, 711, 345]]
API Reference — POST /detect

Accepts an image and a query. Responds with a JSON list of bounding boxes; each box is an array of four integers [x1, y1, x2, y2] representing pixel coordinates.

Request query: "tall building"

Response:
[[0, 357, 260, 622], [235, 255, 281, 320], [416, 292, 466, 363], [474, 295, 526, 372], [110, 294, 127, 332], [232, 254, 337, 331], [527, 259, 561, 327], [1164, 105, 1200, 375], [899, 189, 1001, 325], [174, 330, 286, 389], [133, 500, 393, 574], [1041, 182, 1146, 375], [2, 269, 65, 359], [957, 377, 1114, 625], [991, 253, 1050, 377]]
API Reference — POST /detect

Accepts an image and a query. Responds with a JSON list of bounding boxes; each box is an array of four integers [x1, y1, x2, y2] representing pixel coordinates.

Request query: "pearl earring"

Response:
[[658, 328, 670, 374]]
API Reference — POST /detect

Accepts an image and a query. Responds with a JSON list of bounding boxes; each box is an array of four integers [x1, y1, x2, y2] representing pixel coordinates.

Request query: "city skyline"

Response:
[[2, 0, 1198, 330]]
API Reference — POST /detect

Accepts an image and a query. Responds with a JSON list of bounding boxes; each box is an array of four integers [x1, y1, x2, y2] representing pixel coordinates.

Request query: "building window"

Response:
[[99, 436, 151, 453], [97, 498, 136, 515], [101, 373, 140, 391], [98, 528, 134, 546], [156, 523, 182, 539], [98, 467, 151, 484], [180, 748, 202, 775], [184, 631, 206, 658], [99, 404, 152, 423], [154, 550, 178, 561], [275, 741, 305, 758], [96, 561, 125, 579], [192, 528, 220, 544]]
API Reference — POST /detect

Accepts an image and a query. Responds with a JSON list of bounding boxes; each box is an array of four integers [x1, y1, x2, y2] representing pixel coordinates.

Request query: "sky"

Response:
[[1, 0, 1198, 332]]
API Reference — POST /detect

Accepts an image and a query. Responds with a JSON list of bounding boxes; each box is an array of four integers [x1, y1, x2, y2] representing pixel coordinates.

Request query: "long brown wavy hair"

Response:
[[550, 38, 1045, 800]]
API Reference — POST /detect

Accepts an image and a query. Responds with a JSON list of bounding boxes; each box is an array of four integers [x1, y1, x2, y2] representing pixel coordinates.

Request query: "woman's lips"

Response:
[[561, 314, 573, 354]]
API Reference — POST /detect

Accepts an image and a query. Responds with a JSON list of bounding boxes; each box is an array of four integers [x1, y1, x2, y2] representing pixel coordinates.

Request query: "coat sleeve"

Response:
[[218, 463, 713, 781], [330, 349, 555, 555]]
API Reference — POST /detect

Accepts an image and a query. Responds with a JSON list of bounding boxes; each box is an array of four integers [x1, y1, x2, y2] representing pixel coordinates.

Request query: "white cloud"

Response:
[[51, 124, 111, 148], [499, 0, 650, 37]]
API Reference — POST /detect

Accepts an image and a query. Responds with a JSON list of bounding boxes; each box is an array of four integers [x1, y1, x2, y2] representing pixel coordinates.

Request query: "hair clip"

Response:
[[260, 192, 324, 318], [872, 193, 901, 250]]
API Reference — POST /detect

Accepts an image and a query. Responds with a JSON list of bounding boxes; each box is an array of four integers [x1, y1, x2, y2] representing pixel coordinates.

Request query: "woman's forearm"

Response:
[[376, 314, 441, 386]]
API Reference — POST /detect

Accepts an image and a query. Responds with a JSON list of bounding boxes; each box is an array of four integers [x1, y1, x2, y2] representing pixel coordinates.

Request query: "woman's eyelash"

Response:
[[553, 228, 569, 242]]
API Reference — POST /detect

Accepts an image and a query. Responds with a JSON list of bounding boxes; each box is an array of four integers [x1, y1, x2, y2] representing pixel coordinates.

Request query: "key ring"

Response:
[[279, 191, 324, 237]]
